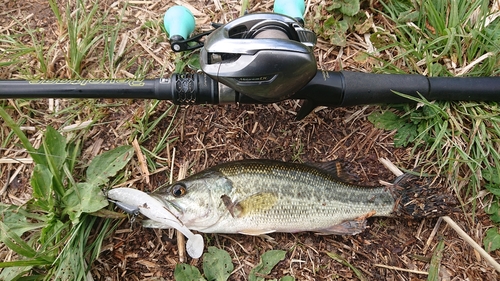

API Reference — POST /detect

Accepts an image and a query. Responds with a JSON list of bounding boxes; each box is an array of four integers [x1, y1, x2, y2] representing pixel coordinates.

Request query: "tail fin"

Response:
[[390, 174, 458, 219]]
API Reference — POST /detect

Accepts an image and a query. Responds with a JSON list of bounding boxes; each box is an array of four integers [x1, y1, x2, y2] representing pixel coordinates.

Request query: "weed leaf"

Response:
[[0, 221, 37, 258], [174, 263, 206, 281], [0, 204, 45, 237], [394, 123, 418, 147], [42, 126, 67, 170], [203, 247, 233, 281], [0, 265, 33, 280], [368, 111, 402, 130], [86, 145, 134, 186], [31, 164, 55, 211], [484, 227, 500, 252], [323, 17, 348, 47], [368, 111, 418, 147], [483, 168, 500, 196], [249, 250, 286, 281], [54, 244, 78, 280], [485, 184, 500, 197], [63, 182, 108, 224], [40, 127, 67, 197], [338, 0, 359, 16], [64, 145, 133, 223], [485, 201, 500, 223], [39, 217, 66, 247]]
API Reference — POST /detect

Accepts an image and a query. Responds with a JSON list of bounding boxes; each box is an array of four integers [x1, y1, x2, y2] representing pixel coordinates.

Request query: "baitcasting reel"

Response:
[[164, 0, 317, 102]]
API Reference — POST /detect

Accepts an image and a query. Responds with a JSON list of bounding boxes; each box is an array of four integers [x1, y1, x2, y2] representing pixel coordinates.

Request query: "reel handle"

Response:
[[164, 6, 196, 51], [274, 0, 305, 23]]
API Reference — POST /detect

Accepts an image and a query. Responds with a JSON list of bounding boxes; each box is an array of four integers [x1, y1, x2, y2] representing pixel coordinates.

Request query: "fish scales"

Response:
[[151, 159, 398, 235]]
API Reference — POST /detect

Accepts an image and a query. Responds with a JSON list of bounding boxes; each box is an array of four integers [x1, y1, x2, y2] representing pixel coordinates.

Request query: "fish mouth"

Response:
[[150, 194, 184, 218]]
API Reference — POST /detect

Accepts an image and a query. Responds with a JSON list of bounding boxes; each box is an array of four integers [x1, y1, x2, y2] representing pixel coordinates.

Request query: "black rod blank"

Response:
[[0, 72, 499, 108], [0, 74, 220, 105]]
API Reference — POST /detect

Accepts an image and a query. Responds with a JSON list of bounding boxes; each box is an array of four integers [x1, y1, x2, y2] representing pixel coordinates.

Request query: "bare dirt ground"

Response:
[[1, 0, 499, 280]]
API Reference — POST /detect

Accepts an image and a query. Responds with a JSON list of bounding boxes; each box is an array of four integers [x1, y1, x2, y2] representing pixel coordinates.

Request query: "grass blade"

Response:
[[427, 238, 445, 281], [326, 251, 367, 281], [0, 106, 43, 164]]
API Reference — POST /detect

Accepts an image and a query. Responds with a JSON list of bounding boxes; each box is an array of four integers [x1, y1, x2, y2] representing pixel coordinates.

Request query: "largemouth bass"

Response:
[[149, 159, 454, 235]]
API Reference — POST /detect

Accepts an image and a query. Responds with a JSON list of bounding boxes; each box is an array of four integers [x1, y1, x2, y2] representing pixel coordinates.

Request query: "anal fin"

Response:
[[316, 219, 367, 235]]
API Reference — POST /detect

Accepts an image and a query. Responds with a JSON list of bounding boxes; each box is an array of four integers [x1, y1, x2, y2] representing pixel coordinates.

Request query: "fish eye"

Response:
[[171, 183, 187, 198]]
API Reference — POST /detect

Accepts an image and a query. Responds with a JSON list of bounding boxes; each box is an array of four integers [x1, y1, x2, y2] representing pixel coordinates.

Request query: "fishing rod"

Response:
[[1, 0, 499, 119]]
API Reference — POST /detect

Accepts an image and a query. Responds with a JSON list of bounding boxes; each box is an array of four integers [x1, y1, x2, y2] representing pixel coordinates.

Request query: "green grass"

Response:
[[376, 0, 499, 76], [427, 238, 445, 281], [0, 106, 134, 279], [368, 0, 500, 247], [0, 27, 46, 77], [0, 0, 170, 279], [326, 251, 367, 281], [66, 0, 105, 78], [129, 100, 179, 171], [101, 2, 128, 77]]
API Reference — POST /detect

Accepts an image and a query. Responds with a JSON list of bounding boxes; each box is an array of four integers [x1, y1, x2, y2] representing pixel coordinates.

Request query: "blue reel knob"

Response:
[[273, 0, 305, 23], [164, 6, 196, 42]]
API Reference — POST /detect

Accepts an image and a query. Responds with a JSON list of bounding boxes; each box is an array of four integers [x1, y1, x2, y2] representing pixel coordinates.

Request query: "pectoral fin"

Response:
[[316, 219, 367, 235], [221, 194, 242, 218]]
